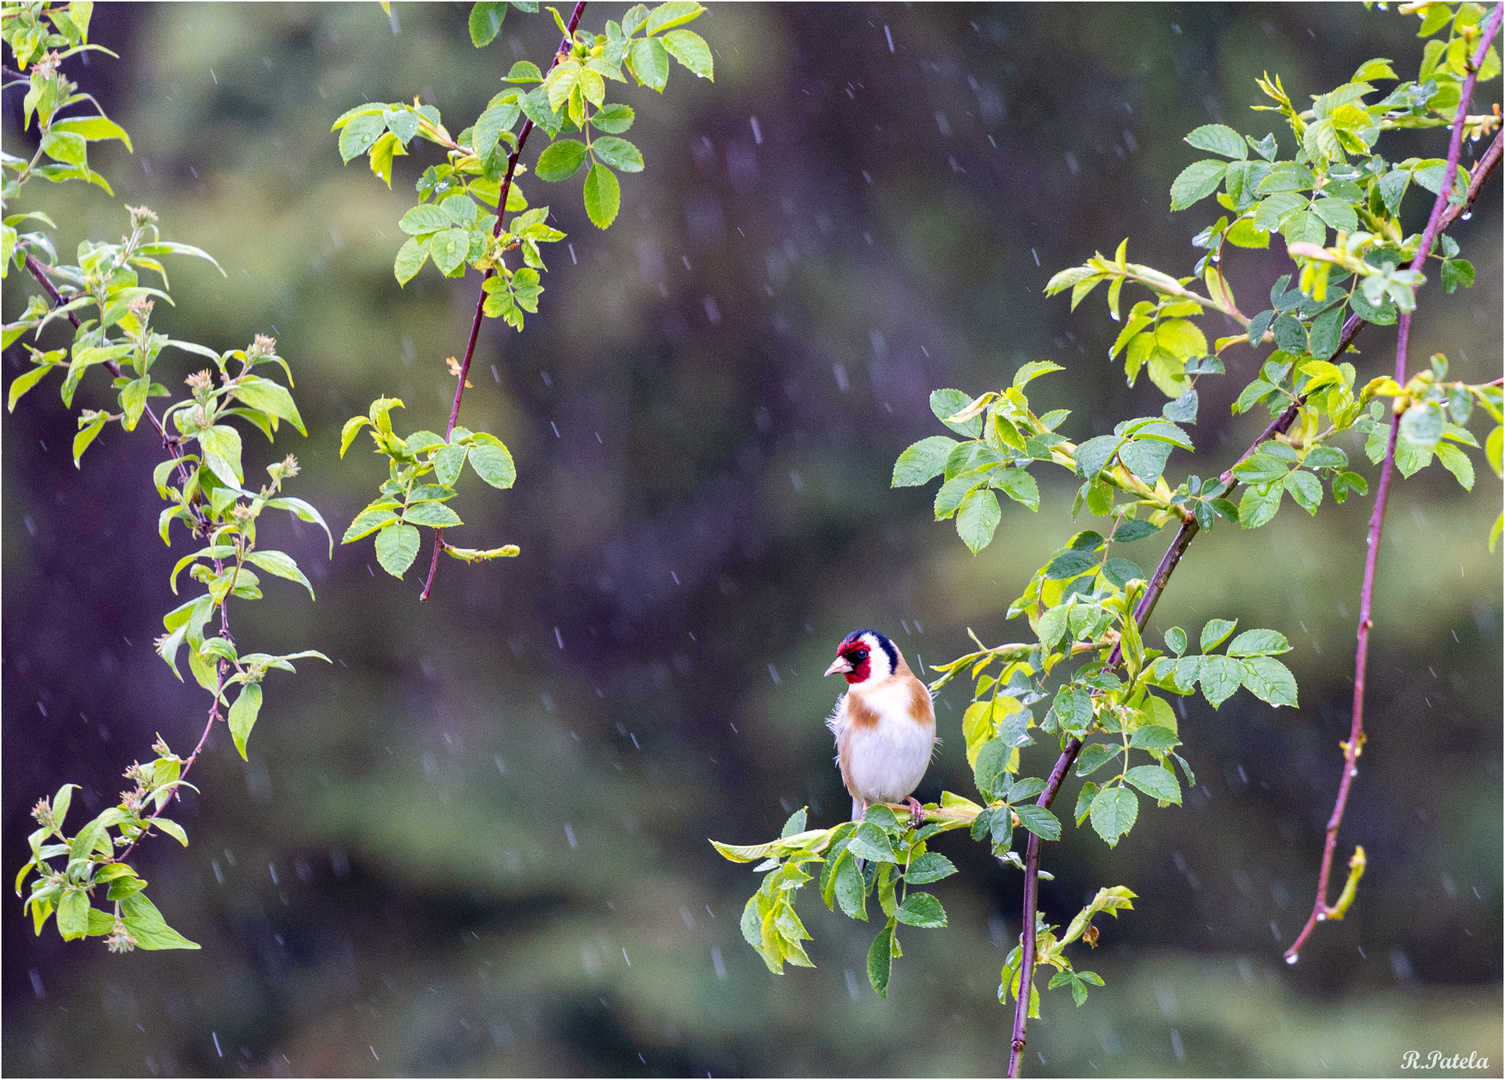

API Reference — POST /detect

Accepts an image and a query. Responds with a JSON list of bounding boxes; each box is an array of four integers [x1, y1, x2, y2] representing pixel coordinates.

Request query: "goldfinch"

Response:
[[824, 629, 936, 823]]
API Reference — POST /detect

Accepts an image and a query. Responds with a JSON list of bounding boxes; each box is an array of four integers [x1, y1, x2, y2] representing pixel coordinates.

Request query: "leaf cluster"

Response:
[[341, 397, 520, 579], [17, 754, 200, 952]]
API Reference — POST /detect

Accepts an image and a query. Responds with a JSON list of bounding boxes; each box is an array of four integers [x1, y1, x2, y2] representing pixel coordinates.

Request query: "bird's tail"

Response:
[[851, 797, 867, 871]]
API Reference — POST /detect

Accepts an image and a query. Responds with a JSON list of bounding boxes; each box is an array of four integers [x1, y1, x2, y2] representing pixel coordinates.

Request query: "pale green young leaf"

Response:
[[245, 550, 315, 599], [120, 893, 200, 950], [583, 162, 621, 228], [661, 28, 713, 79], [228, 683, 263, 761]]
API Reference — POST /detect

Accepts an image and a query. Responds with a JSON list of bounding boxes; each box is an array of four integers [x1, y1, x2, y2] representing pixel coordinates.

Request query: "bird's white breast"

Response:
[[831, 679, 935, 805]]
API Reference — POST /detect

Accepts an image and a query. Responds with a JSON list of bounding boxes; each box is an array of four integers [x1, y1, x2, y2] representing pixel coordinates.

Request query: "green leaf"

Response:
[[1163, 627, 1187, 656], [1226, 629, 1291, 657], [1125, 764, 1181, 805], [646, 0, 705, 33], [469, 0, 506, 46], [905, 852, 957, 885], [955, 488, 1001, 553], [1400, 401, 1444, 450], [892, 435, 957, 487], [628, 37, 670, 91], [1118, 439, 1172, 484], [153, 818, 189, 846], [394, 237, 430, 285], [338, 113, 385, 163], [120, 893, 200, 950], [227, 683, 262, 761], [833, 853, 866, 919], [990, 468, 1040, 511], [1089, 787, 1138, 847], [1199, 655, 1243, 708], [72, 413, 108, 467], [404, 500, 463, 527], [245, 550, 315, 599], [1440, 259, 1475, 294], [505, 60, 543, 83], [51, 114, 133, 151], [374, 522, 421, 578], [894, 892, 947, 928], [467, 434, 517, 488], [1237, 481, 1282, 529], [1129, 725, 1179, 751], [1184, 124, 1246, 159], [583, 162, 620, 229], [661, 28, 713, 79], [56, 891, 90, 940], [8, 362, 58, 412], [1013, 804, 1061, 841], [591, 135, 644, 173], [233, 375, 305, 435], [1074, 742, 1120, 777], [1435, 441, 1475, 490], [535, 138, 589, 181], [1240, 656, 1298, 707], [1169, 160, 1227, 210], [930, 388, 984, 438], [846, 823, 896, 864], [867, 921, 894, 997], [429, 228, 471, 275], [1284, 469, 1323, 515], [591, 103, 635, 134], [199, 424, 243, 486]]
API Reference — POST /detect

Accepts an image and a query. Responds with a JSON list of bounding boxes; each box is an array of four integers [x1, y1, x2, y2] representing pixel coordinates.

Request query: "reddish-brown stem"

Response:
[[1283, 1, 1503, 963], [420, 0, 588, 602], [1009, 21, 1503, 1066]]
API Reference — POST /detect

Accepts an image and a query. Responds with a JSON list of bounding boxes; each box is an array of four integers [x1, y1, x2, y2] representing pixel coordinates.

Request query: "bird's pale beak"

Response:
[[824, 656, 853, 677]]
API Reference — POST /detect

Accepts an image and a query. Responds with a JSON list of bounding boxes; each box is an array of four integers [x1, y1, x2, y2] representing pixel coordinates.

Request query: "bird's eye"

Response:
[[853, 648, 868, 661]]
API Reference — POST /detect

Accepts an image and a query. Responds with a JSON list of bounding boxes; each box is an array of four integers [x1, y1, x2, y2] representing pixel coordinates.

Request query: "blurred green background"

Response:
[[4, 3, 1501, 1076]]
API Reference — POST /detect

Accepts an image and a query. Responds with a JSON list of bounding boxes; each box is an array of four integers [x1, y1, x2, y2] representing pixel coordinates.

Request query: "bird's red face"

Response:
[[824, 630, 893, 685]]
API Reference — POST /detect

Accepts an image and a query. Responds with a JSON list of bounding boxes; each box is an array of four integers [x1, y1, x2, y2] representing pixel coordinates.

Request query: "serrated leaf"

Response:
[[1184, 124, 1246, 159], [535, 138, 589, 181], [662, 28, 713, 79], [894, 892, 947, 928], [867, 922, 894, 997], [1012, 804, 1061, 841], [892, 436, 956, 487], [1199, 655, 1243, 708], [1226, 629, 1291, 657], [374, 522, 421, 578], [1129, 725, 1179, 751], [1240, 656, 1298, 707], [467, 435, 517, 488], [583, 162, 620, 229], [1125, 764, 1181, 805], [1089, 787, 1138, 846], [1169, 160, 1226, 211], [905, 852, 957, 885], [469, 0, 506, 46]]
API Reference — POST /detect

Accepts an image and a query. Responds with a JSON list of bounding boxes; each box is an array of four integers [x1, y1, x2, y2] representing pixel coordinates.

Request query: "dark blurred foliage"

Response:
[[3, 3, 1501, 1076]]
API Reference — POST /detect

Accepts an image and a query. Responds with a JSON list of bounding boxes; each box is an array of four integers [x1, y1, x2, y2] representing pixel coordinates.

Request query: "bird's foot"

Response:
[[905, 796, 926, 827]]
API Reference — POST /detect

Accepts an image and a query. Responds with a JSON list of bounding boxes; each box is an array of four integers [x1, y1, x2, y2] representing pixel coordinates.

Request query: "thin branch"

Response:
[[18, 250, 234, 868], [21, 251, 206, 521], [1007, 23, 1505, 1065], [420, 0, 588, 602], [1284, 0, 1504, 964]]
